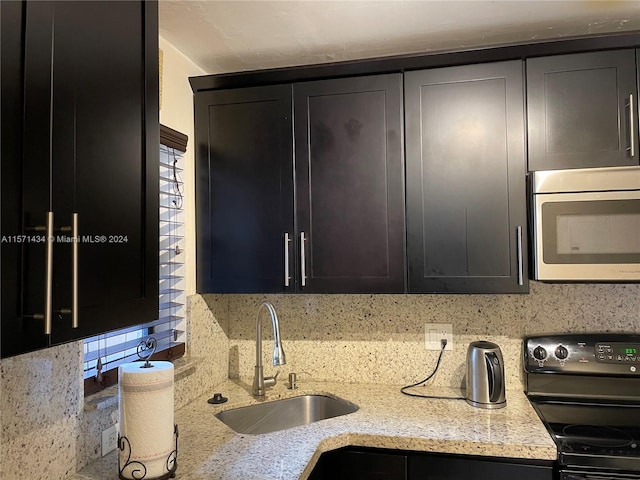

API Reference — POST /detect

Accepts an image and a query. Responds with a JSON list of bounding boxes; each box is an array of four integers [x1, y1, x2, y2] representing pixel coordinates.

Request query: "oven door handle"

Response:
[[562, 471, 640, 480]]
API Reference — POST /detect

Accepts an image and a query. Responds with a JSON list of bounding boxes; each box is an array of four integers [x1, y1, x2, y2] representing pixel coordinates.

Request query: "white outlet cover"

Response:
[[424, 323, 454, 351], [101, 423, 119, 457]]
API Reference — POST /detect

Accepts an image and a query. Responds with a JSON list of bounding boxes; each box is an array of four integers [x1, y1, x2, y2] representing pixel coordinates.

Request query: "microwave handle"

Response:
[[627, 93, 635, 158], [516, 225, 523, 286]]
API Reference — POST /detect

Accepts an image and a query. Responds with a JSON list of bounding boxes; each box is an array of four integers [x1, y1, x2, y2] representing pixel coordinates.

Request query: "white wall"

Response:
[[159, 36, 206, 296]]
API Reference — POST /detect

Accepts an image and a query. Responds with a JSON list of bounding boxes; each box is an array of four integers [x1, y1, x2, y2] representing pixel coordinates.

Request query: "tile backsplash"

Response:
[[1, 281, 638, 479], [0, 341, 83, 480], [218, 282, 640, 342], [207, 282, 640, 390]]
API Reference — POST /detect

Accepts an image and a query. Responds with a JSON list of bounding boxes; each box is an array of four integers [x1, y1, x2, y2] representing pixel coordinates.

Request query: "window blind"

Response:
[[83, 125, 187, 384], [156, 140, 186, 351]]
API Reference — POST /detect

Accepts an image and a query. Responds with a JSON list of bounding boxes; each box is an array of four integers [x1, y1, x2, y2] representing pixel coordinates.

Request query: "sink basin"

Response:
[[215, 394, 359, 435]]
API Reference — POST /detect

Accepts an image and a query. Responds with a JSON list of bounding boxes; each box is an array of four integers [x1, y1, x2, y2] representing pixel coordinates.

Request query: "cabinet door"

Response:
[[409, 453, 552, 480], [405, 61, 528, 293], [194, 85, 294, 293], [1, 1, 158, 356], [49, 1, 159, 344], [1, 1, 50, 356], [294, 74, 405, 293], [527, 49, 638, 171], [310, 449, 407, 480]]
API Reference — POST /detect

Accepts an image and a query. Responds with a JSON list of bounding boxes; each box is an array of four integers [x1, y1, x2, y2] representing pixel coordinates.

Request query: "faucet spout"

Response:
[[252, 301, 286, 396]]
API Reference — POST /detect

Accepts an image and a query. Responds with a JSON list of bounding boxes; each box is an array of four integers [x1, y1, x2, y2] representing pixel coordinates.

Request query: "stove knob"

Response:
[[533, 346, 547, 361], [555, 345, 569, 360]]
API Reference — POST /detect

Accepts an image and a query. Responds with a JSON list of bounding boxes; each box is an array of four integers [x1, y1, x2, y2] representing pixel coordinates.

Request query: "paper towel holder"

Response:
[[118, 350, 179, 480], [118, 424, 178, 480], [136, 337, 157, 368]]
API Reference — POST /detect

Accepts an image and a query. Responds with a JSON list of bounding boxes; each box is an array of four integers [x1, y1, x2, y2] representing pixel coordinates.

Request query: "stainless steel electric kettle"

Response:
[[465, 341, 506, 409]]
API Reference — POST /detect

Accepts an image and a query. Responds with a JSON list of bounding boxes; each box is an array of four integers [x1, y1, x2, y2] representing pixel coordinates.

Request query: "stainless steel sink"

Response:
[[215, 394, 358, 435]]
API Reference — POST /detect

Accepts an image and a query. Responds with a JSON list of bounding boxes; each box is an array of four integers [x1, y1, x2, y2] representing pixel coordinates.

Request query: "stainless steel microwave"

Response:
[[532, 166, 640, 281]]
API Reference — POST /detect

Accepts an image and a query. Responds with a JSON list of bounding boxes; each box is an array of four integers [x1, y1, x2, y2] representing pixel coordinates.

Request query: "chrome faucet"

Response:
[[252, 301, 286, 397]]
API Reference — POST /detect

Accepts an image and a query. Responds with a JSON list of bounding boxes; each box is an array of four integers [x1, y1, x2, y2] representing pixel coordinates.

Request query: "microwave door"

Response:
[[534, 191, 640, 281]]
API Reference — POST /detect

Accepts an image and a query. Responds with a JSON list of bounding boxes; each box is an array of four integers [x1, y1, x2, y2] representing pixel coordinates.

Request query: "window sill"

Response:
[[84, 356, 202, 412], [84, 343, 186, 397]]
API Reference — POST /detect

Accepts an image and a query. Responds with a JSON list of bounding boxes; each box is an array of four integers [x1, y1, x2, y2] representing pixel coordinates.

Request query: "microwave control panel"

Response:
[[524, 334, 640, 376]]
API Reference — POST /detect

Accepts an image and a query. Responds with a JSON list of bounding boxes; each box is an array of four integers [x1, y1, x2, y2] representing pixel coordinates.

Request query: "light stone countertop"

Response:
[[71, 380, 556, 480]]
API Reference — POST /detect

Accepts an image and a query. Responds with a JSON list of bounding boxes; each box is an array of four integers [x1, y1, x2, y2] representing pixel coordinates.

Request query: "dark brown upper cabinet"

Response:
[[527, 49, 639, 171], [294, 74, 405, 293], [1, 1, 159, 358], [405, 61, 528, 293], [194, 85, 295, 293], [193, 75, 404, 294], [191, 35, 640, 295]]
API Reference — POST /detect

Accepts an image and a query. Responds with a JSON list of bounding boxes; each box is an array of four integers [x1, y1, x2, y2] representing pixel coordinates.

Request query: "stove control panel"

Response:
[[524, 334, 640, 375], [595, 342, 640, 365]]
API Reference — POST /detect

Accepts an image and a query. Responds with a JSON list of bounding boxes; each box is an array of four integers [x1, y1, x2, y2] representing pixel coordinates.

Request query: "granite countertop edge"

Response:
[[73, 379, 557, 480]]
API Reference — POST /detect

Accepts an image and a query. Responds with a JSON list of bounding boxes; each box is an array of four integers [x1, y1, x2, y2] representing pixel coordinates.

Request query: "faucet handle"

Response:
[[263, 371, 279, 388]]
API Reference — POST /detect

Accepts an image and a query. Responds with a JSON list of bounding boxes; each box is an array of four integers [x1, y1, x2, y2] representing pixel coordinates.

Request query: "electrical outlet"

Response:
[[424, 323, 453, 351], [101, 423, 119, 456]]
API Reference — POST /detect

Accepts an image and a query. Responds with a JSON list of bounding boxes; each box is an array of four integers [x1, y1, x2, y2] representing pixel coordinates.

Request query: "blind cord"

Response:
[[169, 148, 183, 341], [172, 154, 184, 210], [400, 339, 466, 401]]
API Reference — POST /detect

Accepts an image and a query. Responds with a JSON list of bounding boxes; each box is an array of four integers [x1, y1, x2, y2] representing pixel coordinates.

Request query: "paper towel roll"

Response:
[[118, 361, 176, 480]]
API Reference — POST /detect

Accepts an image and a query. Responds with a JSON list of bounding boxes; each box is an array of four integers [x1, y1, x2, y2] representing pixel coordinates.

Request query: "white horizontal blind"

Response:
[[157, 143, 186, 352], [82, 140, 186, 380]]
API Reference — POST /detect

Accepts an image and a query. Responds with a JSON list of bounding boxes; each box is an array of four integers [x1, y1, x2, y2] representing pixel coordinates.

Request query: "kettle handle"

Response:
[[484, 352, 504, 403]]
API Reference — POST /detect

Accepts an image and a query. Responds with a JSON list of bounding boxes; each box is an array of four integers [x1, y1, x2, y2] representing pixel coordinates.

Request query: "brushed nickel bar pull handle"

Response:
[[300, 231, 307, 287], [628, 94, 636, 158], [516, 225, 523, 286], [284, 232, 290, 287], [44, 211, 54, 335], [56, 214, 79, 327], [72, 213, 78, 328]]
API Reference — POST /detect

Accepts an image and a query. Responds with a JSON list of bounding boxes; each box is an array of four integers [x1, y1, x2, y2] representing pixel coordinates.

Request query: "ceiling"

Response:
[[159, 1, 640, 74]]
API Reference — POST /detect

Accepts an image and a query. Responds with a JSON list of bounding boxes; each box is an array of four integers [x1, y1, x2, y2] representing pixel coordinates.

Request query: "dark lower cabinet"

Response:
[[409, 452, 553, 480], [309, 448, 408, 480], [404, 61, 528, 293], [294, 74, 405, 293], [1, 1, 159, 358], [527, 49, 639, 171], [309, 448, 553, 480]]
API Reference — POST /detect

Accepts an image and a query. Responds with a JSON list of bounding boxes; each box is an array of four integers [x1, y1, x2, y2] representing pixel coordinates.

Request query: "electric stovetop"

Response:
[[533, 400, 640, 471], [524, 333, 640, 476]]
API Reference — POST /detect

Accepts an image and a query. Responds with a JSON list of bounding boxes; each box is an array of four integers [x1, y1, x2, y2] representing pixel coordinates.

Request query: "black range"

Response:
[[524, 333, 640, 480]]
